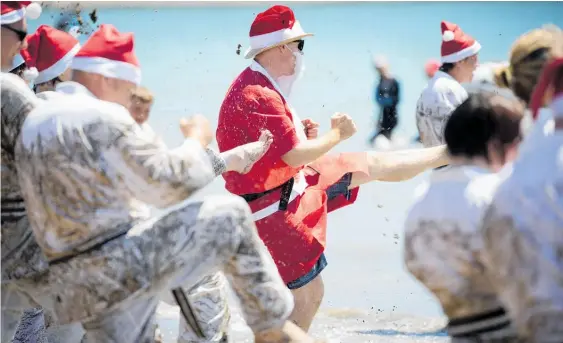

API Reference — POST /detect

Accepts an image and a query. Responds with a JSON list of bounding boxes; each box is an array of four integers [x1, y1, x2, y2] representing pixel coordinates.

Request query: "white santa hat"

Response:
[[20, 25, 81, 84], [71, 24, 141, 85], [440, 21, 481, 64], [0, 1, 41, 25], [244, 5, 313, 59]]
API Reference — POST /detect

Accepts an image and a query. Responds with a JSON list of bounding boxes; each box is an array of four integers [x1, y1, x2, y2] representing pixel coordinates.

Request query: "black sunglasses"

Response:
[[1, 24, 27, 42], [296, 40, 305, 52]]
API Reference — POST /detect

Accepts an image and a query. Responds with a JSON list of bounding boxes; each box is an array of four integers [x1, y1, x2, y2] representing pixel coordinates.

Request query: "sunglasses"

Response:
[[296, 40, 305, 52], [2, 24, 27, 42]]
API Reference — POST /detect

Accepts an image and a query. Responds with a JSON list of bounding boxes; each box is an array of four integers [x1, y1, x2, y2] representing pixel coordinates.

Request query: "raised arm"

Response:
[[243, 86, 355, 169], [281, 113, 356, 167], [108, 113, 216, 209]]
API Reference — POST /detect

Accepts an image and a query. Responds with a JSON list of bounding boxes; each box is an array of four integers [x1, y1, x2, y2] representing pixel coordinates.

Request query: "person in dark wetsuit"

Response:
[[369, 55, 400, 145]]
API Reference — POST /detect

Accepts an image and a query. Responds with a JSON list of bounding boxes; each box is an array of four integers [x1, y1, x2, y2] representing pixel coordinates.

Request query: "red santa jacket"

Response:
[[217, 62, 368, 283]]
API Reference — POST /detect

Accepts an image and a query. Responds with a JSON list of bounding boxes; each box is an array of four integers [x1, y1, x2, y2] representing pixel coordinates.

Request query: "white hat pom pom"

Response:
[[23, 67, 38, 83], [25, 2, 42, 20], [442, 30, 455, 42]]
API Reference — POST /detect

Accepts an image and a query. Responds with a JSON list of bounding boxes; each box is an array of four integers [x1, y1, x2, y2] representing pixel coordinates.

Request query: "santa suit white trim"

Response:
[[71, 56, 141, 85], [442, 41, 482, 64], [248, 61, 308, 221], [0, 8, 25, 24]]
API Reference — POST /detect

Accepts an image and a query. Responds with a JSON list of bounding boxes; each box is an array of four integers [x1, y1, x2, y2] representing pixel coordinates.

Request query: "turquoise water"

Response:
[[29, 2, 563, 341]]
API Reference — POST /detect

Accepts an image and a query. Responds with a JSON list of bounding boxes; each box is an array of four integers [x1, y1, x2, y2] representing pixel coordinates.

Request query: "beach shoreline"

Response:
[[156, 300, 449, 343]]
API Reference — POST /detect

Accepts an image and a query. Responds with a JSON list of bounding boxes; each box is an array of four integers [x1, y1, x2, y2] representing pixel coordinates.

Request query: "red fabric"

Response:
[[21, 25, 78, 72], [249, 5, 295, 37], [441, 21, 476, 58], [1, 2, 25, 16], [217, 67, 301, 195], [246, 153, 369, 283], [76, 24, 139, 67]]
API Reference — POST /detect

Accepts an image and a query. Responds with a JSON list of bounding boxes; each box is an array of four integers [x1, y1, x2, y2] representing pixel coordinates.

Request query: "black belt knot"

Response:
[[239, 176, 295, 211]]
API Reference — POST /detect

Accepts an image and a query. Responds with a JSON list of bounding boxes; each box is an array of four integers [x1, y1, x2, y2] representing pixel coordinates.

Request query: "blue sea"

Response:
[[31, 2, 563, 341]]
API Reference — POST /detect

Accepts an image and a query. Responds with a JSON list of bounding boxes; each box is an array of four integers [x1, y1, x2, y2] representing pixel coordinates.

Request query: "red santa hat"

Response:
[[71, 24, 141, 85], [20, 25, 81, 84], [244, 5, 313, 59], [440, 21, 481, 64], [1, 1, 41, 25]]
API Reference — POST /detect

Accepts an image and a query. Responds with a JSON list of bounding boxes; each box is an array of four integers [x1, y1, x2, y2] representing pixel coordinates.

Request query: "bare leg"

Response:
[[349, 145, 449, 188], [288, 275, 324, 332], [255, 321, 320, 343]]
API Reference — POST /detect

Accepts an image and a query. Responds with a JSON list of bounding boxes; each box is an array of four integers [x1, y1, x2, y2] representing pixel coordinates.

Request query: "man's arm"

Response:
[[244, 86, 352, 169], [1, 74, 38, 160], [281, 129, 341, 168], [108, 114, 216, 209], [392, 79, 400, 106]]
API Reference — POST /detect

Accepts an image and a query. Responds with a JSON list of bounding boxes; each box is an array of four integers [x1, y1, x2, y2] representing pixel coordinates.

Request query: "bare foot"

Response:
[[254, 320, 325, 343], [222, 130, 273, 174]]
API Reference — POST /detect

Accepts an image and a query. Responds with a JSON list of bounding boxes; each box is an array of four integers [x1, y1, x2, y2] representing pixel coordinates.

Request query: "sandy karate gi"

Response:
[[13, 80, 293, 343], [404, 165, 523, 342]]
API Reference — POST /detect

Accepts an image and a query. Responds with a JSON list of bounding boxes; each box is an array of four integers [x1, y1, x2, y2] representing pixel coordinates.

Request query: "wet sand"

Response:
[[156, 300, 448, 343]]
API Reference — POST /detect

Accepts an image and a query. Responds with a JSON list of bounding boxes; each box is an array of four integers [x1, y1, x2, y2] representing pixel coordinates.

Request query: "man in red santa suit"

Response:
[[20, 24, 80, 98], [416, 21, 481, 148], [217, 5, 451, 331]]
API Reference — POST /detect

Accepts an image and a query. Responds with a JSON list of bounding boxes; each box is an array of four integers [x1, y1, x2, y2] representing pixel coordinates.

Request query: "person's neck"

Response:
[[255, 58, 284, 80], [35, 82, 55, 93], [449, 156, 491, 171], [447, 68, 468, 84], [380, 72, 391, 80]]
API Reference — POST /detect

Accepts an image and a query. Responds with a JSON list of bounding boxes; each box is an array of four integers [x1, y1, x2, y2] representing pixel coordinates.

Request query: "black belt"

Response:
[[447, 307, 511, 338], [171, 288, 206, 338], [48, 228, 130, 265], [239, 176, 295, 211]]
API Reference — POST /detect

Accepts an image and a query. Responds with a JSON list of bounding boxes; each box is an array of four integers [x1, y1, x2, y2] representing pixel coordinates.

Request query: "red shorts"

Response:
[[247, 152, 370, 284]]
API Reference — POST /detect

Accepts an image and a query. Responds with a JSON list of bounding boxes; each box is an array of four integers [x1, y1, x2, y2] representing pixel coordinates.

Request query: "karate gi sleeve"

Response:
[[1, 74, 38, 159], [403, 215, 468, 301], [107, 112, 216, 208], [243, 86, 300, 161]]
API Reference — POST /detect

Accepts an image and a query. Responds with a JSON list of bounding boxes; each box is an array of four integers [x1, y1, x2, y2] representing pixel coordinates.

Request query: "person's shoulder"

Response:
[[466, 171, 503, 209], [433, 75, 464, 93], [404, 181, 431, 230], [1, 73, 37, 102]]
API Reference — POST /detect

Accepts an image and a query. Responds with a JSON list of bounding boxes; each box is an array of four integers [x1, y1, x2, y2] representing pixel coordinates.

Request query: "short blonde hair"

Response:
[[131, 86, 154, 104], [499, 25, 563, 104]]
